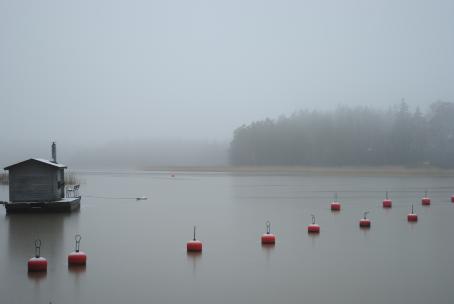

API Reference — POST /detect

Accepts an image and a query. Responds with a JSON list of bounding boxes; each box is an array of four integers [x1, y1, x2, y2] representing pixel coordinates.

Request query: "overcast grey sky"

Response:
[[1, 0, 453, 146]]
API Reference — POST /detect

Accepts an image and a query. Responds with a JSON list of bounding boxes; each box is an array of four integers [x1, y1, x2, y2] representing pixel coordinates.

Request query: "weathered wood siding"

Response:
[[8, 162, 61, 202], [58, 168, 65, 198]]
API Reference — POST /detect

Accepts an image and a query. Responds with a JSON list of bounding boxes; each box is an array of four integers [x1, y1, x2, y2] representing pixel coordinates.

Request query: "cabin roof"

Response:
[[4, 158, 67, 170]]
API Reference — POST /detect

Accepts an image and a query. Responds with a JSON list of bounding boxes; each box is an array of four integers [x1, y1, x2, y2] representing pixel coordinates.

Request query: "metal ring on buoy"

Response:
[[331, 193, 341, 211], [308, 215, 320, 233], [187, 226, 202, 252], [34, 239, 41, 258], [422, 190, 431, 206], [68, 234, 87, 266], [383, 191, 392, 208], [28, 239, 47, 272], [359, 211, 371, 228], [407, 204, 418, 222], [261, 221, 276, 244]]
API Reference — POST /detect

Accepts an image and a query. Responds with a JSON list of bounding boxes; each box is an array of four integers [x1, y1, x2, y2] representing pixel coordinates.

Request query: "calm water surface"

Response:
[[1, 172, 453, 304]]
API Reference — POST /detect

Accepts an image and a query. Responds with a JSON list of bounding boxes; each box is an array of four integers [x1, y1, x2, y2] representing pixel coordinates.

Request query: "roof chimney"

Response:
[[51, 142, 57, 163]]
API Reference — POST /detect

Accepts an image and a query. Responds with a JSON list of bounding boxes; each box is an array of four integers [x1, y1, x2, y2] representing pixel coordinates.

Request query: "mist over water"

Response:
[[1, 0, 454, 169]]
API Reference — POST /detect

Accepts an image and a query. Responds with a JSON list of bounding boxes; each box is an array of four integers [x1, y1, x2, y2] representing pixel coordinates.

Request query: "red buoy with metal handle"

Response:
[[68, 234, 87, 266], [422, 190, 431, 206], [382, 191, 392, 208], [407, 204, 418, 222], [28, 239, 47, 272], [261, 221, 276, 244], [187, 226, 202, 252], [359, 211, 371, 228], [330, 192, 341, 211], [308, 214, 320, 233]]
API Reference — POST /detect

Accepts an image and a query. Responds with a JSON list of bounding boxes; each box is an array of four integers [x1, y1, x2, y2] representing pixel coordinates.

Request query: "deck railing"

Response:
[[66, 184, 80, 198]]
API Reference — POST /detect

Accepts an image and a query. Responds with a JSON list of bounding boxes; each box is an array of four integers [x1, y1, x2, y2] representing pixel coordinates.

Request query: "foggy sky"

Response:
[[1, 0, 454, 161]]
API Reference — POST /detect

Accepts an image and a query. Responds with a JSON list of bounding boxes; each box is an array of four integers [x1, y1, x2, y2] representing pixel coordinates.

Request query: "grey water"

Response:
[[1, 172, 453, 304]]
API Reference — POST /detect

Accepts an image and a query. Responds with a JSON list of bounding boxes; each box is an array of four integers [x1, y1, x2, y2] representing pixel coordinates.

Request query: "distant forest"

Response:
[[230, 101, 454, 168]]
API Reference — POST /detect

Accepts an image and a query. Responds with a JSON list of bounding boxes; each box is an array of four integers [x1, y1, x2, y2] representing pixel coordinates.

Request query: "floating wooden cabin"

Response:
[[0, 142, 80, 213]]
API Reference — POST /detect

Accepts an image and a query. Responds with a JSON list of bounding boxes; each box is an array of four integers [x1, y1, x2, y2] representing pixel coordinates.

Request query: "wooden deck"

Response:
[[0, 196, 81, 213]]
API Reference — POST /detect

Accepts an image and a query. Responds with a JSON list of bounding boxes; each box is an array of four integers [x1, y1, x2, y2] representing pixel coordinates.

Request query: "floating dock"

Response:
[[1, 142, 82, 214], [1, 196, 81, 214]]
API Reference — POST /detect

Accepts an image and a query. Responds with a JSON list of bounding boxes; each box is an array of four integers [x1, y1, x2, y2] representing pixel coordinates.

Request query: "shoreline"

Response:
[[141, 165, 454, 176]]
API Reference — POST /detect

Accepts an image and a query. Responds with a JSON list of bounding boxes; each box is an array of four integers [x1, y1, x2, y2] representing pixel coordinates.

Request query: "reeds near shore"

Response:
[[65, 171, 81, 185], [0, 172, 7, 185]]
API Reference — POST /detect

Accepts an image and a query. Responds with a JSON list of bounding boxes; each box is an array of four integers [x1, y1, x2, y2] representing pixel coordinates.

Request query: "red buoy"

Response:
[[359, 212, 371, 228], [451, 195, 454, 203], [261, 221, 276, 244], [28, 240, 47, 272], [187, 226, 202, 252], [382, 191, 392, 208], [421, 190, 431, 206], [308, 214, 320, 233], [68, 234, 87, 266], [187, 240, 202, 252], [407, 204, 418, 222], [331, 202, 341, 211], [330, 193, 341, 211]]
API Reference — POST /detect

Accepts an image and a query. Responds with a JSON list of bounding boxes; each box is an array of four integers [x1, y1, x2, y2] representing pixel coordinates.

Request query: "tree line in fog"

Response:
[[230, 101, 454, 168]]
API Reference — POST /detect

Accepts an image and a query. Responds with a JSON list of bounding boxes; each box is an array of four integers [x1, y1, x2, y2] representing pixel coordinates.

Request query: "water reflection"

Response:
[[68, 264, 87, 274], [7, 213, 67, 259], [261, 243, 275, 261], [308, 233, 320, 247], [186, 251, 202, 275], [359, 226, 371, 240], [383, 208, 392, 215], [68, 264, 87, 295], [27, 271, 47, 282], [407, 220, 418, 231], [261, 243, 276, 249]]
